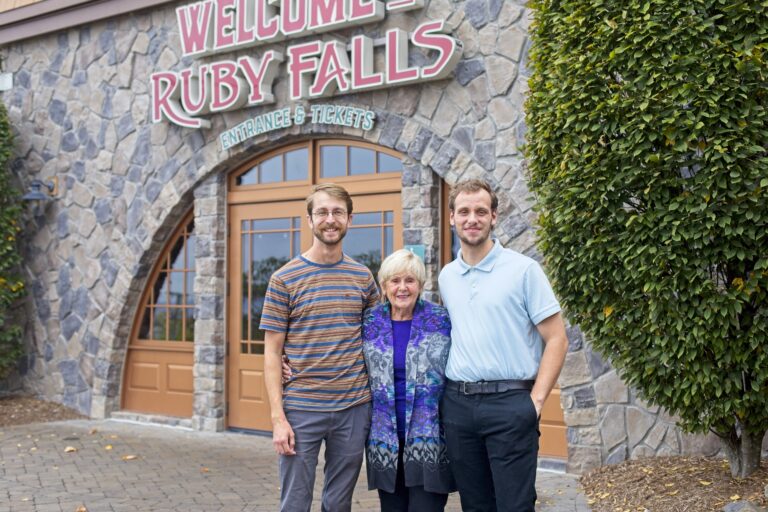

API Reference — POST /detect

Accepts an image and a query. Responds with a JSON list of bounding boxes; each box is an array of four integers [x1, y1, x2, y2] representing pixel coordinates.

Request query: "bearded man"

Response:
[[261, 183, 379, 512]]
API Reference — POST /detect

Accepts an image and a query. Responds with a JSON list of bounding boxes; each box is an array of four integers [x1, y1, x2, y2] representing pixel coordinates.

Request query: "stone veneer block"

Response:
[[599, 404, 627, 451], [564, 407, 598, 427], [626, 406, 657, 449], [559, 350, 592, 388], [567, 446, 601, 474], [594, 370, 629, 404]]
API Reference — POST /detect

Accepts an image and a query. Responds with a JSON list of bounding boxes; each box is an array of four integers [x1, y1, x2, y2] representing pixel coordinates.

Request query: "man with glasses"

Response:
[[261, 183, 379, 512], [439, 179, 568, 512]]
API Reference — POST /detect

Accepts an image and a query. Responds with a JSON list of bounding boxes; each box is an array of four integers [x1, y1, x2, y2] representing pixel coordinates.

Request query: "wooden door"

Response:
[[227, 201, 306, 430]]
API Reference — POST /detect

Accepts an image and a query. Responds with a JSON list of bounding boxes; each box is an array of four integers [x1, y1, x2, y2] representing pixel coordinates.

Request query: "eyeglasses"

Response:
[[311, 209, 348, 219]]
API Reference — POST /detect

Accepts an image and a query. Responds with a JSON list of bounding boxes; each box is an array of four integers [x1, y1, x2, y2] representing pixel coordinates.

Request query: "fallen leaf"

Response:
[[104, 445, 113, 450], [699, 480, 712, 486], [109, 435, 118, 439], [121, 454, 138, 461], [668, 490, 679, 496], [64, 446, 77, 453], [730, 495, 741, 501], [75, 506, 88, 512], [664, 483, 674, 487], [88, 428, 98, 435], [200, 467, 210, 473]]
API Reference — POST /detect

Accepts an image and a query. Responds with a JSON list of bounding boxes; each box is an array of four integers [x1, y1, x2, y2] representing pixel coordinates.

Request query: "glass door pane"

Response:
[[240, 216, 301, 353], [345, 210, 393, 280]]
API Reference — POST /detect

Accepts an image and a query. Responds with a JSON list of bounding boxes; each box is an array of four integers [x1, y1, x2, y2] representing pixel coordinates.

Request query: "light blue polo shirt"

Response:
[[439, 240, 561, 382]]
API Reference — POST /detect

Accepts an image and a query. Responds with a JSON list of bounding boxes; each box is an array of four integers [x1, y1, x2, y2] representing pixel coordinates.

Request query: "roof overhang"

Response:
[[0, 0, 176, 47]]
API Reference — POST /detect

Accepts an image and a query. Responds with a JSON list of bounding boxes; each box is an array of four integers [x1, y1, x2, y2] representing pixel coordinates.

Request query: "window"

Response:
[[235, 147, 309, 185], [137, 217, 196, 342], [319, 145, 403, 177]]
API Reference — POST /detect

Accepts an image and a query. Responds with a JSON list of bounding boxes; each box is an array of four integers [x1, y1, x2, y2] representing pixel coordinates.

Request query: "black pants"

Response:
[[441, 388, 539, 512], [377, 439, 449, 512]]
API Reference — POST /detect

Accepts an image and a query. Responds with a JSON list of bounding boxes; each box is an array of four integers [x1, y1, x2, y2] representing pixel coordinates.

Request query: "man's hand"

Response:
[[272, 418, 296, 456], [530, 394, 544, 419]]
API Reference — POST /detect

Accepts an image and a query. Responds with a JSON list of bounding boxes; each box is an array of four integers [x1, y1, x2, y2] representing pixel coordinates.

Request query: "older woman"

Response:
[[362, 249, 454, 512]]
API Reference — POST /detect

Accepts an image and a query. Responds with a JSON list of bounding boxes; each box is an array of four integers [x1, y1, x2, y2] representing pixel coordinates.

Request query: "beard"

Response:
[[311, 220, 348, 246], [456, 223, 493, 247]]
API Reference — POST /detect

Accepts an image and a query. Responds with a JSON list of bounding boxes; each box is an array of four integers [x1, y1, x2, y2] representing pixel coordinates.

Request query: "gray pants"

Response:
[[280, 402, 372, 512]]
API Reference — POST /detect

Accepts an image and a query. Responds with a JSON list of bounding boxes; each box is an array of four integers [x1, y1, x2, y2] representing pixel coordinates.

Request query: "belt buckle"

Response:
[[460, 381, 468, 395]]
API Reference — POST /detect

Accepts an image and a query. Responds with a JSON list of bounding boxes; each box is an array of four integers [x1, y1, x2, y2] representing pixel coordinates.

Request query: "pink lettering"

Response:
[[412, 20, 460, 80], [235, 0, 255, 45], [180, 65, 210, 115], [151, 72, 207, 128], [214, 0, 236, 49], [351, 35, 383, 89], [256, 0, 280, 41], [176, 1, 214, 56], [308, 0, 345, 31], [349, 0, 384, 21], [282, 0, 307, 35], [238, 51, 284, 104], [309, 41, 350, 97], [210, 61, 247, 111], [385, 28, 418, 84], [287, 41, 321, 99]]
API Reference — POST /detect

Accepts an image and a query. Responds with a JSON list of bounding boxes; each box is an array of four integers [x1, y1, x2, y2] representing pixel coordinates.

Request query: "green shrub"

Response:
[[0, 102, 24, 379], [526, 0, 768, 477]]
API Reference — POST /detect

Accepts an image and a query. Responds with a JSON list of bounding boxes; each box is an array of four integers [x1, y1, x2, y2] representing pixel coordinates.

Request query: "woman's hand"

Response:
[[281, 354, 294, 384]]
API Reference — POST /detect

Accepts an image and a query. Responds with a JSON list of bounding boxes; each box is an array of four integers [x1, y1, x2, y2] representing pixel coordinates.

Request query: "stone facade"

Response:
[[2, 0, 760, 473]]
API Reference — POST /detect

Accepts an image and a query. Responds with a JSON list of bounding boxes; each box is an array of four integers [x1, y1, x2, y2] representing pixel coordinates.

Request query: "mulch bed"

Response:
[[0, 394, 86, 427], [581, 456, 768, 511]]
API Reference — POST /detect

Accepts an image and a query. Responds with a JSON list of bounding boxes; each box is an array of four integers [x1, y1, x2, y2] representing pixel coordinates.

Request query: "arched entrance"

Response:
[[226, 139, 404, 431]]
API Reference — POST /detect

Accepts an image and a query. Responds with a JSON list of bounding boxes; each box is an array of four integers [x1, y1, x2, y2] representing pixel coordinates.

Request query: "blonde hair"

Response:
[[306, 183, 353, 215], [378, 249, 426, 301]]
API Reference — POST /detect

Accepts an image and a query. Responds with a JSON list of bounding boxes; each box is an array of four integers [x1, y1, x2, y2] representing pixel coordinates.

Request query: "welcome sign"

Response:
[[151, 0, 463, 129]]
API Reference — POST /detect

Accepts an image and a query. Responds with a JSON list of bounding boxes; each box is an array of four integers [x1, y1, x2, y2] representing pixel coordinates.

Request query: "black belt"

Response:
[[447, 379, 535, 395]]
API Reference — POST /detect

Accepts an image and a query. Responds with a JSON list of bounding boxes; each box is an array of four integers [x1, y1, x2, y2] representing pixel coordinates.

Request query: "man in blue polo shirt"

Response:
[[439, 179, 568, 512]]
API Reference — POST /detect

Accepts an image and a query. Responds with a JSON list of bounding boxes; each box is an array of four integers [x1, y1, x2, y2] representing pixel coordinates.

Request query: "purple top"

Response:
[[392, 319, 412, 439]]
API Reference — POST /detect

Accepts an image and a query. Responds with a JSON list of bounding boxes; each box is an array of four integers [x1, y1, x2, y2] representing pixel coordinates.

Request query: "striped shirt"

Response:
[[260, 254, 380, 412]]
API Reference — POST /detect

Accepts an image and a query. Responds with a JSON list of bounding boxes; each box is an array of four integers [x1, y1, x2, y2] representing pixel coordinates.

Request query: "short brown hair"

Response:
[[448, 179, 498, 211], [306, 183, 353, 215]]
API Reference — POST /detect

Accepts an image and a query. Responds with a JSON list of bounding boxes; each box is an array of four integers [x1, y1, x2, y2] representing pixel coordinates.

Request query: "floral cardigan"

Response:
[[361, 299, 455, 494]]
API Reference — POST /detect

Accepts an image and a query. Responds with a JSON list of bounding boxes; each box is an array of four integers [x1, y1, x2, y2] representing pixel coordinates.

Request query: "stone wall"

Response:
[[2, 0, 757, 472]]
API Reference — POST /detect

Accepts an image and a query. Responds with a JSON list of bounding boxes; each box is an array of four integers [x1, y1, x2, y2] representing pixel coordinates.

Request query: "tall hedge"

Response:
[[0, 102, 24, 379], [526, 0, 768, 477]]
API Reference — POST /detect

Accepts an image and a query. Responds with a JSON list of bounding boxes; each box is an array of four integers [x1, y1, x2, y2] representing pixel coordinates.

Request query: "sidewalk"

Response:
[[0, 419, 590, 511]]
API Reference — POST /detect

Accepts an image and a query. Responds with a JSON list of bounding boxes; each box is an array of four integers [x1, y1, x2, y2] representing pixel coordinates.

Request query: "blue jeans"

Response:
[[279, 402, 371, 512], [441, 388, 539, 512]]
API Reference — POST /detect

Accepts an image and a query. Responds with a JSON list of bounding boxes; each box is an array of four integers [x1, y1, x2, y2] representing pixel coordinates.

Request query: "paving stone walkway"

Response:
[[0, 420, 590, 512]]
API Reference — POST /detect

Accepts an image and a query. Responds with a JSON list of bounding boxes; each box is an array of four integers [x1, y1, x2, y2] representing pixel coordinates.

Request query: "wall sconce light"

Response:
[[21, 177, 58, 215]]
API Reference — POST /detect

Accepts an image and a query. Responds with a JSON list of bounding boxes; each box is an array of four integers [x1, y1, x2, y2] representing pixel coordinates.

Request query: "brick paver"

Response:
[[0, 420, 590, 511]]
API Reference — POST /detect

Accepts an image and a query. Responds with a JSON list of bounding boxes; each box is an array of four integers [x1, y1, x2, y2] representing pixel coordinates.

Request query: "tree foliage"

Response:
[[0, 102, 24, 379], [526, 0, 768, 477]]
